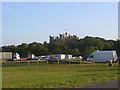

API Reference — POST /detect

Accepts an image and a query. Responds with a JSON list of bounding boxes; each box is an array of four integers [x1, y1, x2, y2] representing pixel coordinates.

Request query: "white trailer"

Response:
[[28, 54, 35, 59], [87, 50, 118, 62], [50, 54, 65, 59], [65, 54, 72, 59]]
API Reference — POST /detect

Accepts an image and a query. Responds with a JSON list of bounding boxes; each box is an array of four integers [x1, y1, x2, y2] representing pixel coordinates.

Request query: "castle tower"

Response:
[[49, 36, 54, 43]]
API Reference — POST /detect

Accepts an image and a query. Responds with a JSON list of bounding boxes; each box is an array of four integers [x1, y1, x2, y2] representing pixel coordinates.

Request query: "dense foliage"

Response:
[[1, 36, 120, 57]]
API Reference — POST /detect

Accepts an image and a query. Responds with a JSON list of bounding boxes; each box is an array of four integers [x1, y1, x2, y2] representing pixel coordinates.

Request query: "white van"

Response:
[[87, 50, 118, 62]]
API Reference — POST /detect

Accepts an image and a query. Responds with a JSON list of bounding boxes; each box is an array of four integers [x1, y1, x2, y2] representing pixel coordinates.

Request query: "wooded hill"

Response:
[[1, 36, 120, 57]]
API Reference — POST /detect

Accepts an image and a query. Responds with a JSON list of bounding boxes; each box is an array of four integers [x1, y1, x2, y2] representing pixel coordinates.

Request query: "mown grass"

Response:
[[2, 63, 119, 88]]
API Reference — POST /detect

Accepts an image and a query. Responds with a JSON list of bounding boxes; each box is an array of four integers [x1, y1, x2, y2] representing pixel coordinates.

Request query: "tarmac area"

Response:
[[83, 80, 119, 88]]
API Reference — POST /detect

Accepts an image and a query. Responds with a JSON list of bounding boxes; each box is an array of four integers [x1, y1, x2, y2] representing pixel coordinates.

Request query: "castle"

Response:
[[50, 32, 79, 43]]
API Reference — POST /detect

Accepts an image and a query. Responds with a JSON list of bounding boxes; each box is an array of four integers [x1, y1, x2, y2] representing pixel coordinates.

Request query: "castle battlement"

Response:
[[49, 32, 79, 43]]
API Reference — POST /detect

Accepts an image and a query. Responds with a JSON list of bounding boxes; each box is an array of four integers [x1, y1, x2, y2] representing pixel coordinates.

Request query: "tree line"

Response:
[[1, 36, 120, 57]]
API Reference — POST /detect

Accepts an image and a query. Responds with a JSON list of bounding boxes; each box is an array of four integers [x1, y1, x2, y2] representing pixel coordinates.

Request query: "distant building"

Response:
[[50, 32, 79, 43], [50, 54, 65, 59], [0, 52, 12, 62], [65, 54, 72, 59], [49, 54, 72, 60]]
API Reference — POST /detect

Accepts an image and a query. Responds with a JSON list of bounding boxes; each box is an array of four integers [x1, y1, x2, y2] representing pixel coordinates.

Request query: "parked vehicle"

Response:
[[13, 53, 20, 60], [87, 50, 118, 62], [20, 58, 27, 61], [28, 54, 35, 60]]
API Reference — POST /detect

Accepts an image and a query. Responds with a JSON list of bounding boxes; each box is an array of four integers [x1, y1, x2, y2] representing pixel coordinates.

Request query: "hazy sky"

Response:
[[2, 2, 118, 46]]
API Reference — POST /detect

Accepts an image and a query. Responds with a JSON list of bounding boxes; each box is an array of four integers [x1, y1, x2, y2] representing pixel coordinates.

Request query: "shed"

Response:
[[0, 52, 12, 61]]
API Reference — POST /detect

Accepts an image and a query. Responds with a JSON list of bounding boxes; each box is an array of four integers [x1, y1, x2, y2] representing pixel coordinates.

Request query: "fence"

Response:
[[2, 60, 90, 67]]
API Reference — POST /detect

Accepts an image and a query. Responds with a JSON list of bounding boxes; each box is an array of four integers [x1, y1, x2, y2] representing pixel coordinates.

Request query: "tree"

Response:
[[48, 41, 59, 53], [71, 48, 80, 56], [114, 40, 120, 56], [84, 46, 97, 55], [28, 42, 49, 56], [2, 45, 17, 52], [17, 43, 30, 57], [60, 44, 70, 54], [43, 41, 49, 48]]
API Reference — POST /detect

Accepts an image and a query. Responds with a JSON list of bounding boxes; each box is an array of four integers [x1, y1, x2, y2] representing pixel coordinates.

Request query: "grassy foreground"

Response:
[[2, 63, 119, 88]]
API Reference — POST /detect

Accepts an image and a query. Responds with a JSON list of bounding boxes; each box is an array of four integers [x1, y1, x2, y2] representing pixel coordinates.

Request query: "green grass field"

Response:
[[2, 62, 119, 88]]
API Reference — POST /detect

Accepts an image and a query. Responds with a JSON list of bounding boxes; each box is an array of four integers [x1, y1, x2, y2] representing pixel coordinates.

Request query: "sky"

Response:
[[2, 2, 118, 46]]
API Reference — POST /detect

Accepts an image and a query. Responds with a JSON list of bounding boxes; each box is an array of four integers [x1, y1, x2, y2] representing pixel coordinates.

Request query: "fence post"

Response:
[[47, 60, 48, 64], [18, 60, 20, 66], [69, 60, 70, 65], [28, 61, 30, 67], [58, 59, 59, 64], [37, 61, 39, 65]]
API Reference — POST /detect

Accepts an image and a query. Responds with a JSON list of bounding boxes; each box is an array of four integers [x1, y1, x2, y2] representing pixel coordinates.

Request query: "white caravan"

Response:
[[87, 50, 118, 62]]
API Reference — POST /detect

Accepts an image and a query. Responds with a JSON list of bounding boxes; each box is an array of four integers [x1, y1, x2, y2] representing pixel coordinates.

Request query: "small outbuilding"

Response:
[[0, 52, 12, 61], [65, 54, 72, 59], [50, 54, 65, 59]]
